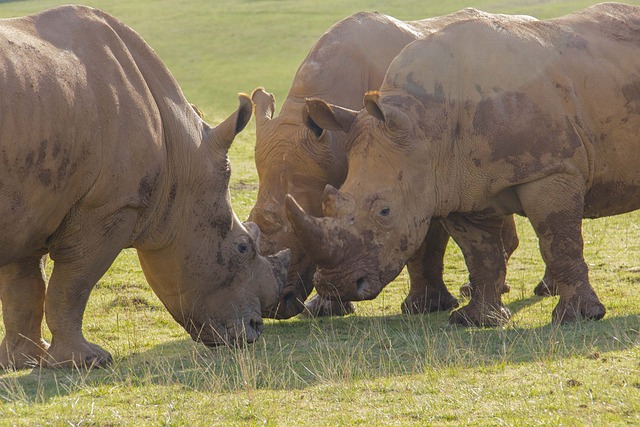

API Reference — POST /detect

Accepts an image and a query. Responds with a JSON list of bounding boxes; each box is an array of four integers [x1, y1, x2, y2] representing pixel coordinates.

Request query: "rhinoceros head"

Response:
[[137, 94, 290, 346], [285, 93, 435, 301], [248, 88, 347, 318]]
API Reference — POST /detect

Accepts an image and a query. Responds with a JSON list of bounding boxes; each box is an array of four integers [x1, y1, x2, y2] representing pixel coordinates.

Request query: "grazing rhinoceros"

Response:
[[250, 9, 532, 319], [286, 2, 640, 326], [0, 5, 290, 370]]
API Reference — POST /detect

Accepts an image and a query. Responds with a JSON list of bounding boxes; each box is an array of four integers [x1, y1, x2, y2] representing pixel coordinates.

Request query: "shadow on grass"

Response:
[[2, 301, 638, 402]]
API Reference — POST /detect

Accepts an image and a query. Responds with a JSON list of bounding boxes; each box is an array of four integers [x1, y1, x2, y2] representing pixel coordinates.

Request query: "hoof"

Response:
[[42, 340, 113, 369], [449, 303, 511, 327], [534, 279, 558, 297], [401, 292, 459, 314], [0, 338, 49, 370], [301, 294, 356, 318], [459, 282, 510, 299], [552, 291, 606, 324], [459, 283, 472, 299]]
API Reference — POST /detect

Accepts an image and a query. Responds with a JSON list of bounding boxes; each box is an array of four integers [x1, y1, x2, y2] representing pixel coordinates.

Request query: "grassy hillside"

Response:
[[1, 1, 640, 425]]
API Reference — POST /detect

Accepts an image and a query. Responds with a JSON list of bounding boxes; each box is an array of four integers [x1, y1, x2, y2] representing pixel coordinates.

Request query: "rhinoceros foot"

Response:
[[459, 282, 511, 299], [449, 301, 511, 327], [0, 337, 49, 370], [301, 294, 355, 317], [533, 278, 558, 297], [401, 291, 459, 314], [42, 339, 113, 369], [552, 286, 606, 324]]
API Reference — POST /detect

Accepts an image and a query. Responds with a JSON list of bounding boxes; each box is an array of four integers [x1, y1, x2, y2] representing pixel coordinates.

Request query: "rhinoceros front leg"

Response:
[[458, 215, 518, 298], [443, 215, 511, 327], [402, 219, 459, 314], [517, 176, 605, 323], [43, 209, 138, 368], [0, 255, 49, 369]]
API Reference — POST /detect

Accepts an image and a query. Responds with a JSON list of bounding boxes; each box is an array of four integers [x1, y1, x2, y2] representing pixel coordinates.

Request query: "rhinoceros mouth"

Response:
[[262, 256, 316, 319], [313, 267, 383, 302], [262, 287, 306, 319], [186, 314, 265, 347]]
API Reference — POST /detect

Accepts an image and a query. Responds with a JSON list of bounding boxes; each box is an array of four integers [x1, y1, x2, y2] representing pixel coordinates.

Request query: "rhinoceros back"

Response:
[[0, 5, 173, 265]]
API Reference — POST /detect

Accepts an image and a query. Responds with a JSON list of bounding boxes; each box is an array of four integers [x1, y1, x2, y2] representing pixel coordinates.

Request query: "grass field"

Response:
[[1, 0, 640, 425]]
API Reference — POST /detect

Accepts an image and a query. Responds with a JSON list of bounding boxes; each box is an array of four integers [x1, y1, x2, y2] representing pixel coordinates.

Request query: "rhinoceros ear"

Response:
[[304, 98, 357, 136], [208, 93, 253, 153], [364, 91, 412, 131], [242, 221, 261, 245], [252, 87, 275, 129]]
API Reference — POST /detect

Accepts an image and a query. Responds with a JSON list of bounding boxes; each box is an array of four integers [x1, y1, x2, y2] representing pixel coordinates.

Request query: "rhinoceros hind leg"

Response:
[[517, 175, 605, 324], [552, 282, 606, 324], [301, 294, 355, 317], [0, 256, 49, 370]]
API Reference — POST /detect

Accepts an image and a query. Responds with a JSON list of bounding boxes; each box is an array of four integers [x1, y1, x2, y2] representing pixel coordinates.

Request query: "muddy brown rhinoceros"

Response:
[[250, 9, 532, 319], [286, 2, 640, 326], [0, 5, 290, 369]]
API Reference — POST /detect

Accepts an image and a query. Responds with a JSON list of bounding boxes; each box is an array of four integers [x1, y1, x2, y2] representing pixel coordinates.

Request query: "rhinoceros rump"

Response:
[[249, 9, 533, 319], [287, 3, 640, 326], [0, 5, 290, 369]]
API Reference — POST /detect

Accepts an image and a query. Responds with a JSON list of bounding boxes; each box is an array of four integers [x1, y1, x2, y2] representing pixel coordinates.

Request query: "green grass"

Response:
[[2, 0, 640, 425]]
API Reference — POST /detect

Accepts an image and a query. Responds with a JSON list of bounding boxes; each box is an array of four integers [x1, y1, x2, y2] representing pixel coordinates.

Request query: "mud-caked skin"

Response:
[[250, 9, 533, 319], [0, 5, 290, 370], [286, 3, 640, 326]]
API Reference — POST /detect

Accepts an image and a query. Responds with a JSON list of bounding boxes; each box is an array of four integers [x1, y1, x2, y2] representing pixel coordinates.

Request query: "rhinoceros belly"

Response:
[[583, 181, 640, 218]]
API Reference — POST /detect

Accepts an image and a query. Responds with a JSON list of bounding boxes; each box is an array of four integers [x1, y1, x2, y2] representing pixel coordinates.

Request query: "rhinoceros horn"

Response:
[[285, 194, 346, 268]]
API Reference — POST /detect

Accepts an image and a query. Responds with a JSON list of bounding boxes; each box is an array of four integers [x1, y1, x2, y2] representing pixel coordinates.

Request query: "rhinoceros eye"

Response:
[[237, 242, 249, 254], [379, 207, 391, 217]]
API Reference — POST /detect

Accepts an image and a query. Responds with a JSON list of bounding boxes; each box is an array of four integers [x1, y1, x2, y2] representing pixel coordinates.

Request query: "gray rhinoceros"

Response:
[[0, 5, 290, 369], [250, 9, 532, 319], [286, 2, 640, 326]]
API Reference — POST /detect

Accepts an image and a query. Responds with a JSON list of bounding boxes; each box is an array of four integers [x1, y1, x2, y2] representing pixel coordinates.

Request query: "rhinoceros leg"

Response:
[[402, 219, 459, 314], [444, 215, 511, 327], [0, 255, 49, 369], [43, 209, 138, 368], [533, 267, 558, 296], [459, 215, 518, 298], [517, 177, 605, 323]]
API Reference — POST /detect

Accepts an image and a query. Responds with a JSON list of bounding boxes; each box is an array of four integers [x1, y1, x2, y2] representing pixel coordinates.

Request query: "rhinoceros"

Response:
[[0, 5, 290, 369], [250, 9, 533, 319], [286, 2, 640, 326]]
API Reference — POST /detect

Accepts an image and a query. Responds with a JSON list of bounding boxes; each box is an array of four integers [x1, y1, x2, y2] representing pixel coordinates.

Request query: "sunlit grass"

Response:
[[1, 0, 640, 425]]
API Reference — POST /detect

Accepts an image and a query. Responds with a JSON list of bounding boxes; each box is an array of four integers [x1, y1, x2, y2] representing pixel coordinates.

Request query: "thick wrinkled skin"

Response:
[[287, 3, 640, 326], [251, 9, 533, 319], [0, 5, 290, 370]]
